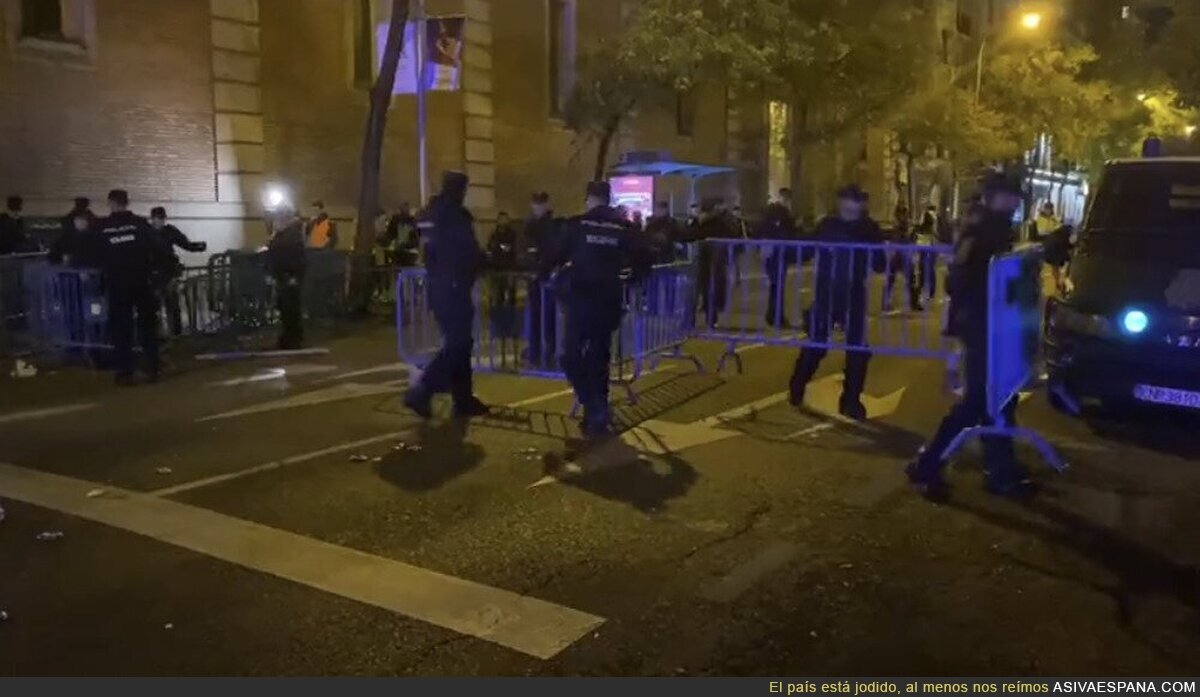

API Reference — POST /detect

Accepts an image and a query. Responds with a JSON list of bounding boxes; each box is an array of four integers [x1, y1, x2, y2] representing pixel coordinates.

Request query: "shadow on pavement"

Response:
[[376, 419, 484, 493], [950, 495, 1200, 668], [1082, 406, 1200, 460], [542, 435, 700, 514]]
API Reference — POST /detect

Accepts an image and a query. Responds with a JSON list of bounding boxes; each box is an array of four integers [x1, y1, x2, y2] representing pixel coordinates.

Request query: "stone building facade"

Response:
[[0, 0, 759, 259]]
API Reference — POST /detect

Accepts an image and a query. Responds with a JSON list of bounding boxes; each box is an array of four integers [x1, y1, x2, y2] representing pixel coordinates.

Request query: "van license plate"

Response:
[[1133, 385, 1200, 409]]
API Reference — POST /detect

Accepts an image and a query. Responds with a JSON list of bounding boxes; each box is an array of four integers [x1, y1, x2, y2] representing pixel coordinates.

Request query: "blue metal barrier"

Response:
[[21, 263, 111, 354], [696, 239, 955, 373], [941, 248, 1067, 472], [395, 263, 702, 403]]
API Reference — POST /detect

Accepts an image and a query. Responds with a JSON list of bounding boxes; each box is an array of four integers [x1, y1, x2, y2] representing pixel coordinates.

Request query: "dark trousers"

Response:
[[917, 252, 938, 299], [108, 282, 160, 378], [765, 254, 789, 326], [790, 300, 871, 400], [698, 263, 727, 328], [917, 335, 1018, 479], [162, 278, 184, 337], [526, 280, 558, 364], [276, 276, 304, 349], [420, 287, 475, 404], [885, 253, 921, 311], [561, 294, 620, 415]]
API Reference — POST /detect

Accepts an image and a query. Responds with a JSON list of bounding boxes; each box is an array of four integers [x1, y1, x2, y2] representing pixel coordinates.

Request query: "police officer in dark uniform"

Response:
[[149, 207, 208, 337], [789, 185, 886, 420], [404, 171, 490, 419], [906, 172, 1031, 499], [522, 192, 561, 366], [759, 188, 800, 328], [679, 197, 734, 328], [552, 181, 652, 438], [92, 190, 165, 385], [265, 204, 307, 350]]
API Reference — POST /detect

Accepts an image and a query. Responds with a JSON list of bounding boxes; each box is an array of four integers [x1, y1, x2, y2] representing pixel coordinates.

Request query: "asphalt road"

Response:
[[2, 301, 1199, 676]]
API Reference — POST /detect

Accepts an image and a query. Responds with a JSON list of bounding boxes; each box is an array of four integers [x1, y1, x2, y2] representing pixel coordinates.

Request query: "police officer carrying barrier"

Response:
[[551, 181, 652, 438], [906, 172, 1033, 500], [404, 171, 491, 420], [91, 189, 166, 385], [789, 185, 886, 421]]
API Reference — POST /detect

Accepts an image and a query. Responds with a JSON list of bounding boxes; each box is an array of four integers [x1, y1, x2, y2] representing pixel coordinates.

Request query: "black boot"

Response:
[[840, 351, 871, 420], [453, 396, 491, 419], [905, 459, 949, 502], [789, 349, 822, 407], [839, 394, 867, 421], [403, 387, 433, 419]]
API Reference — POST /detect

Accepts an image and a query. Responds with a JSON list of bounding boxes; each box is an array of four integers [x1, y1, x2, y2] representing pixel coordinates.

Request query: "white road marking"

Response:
[[150, 431, 411, 497], [0, 402, 98, 425], [317, 363, 410, 384], [197, 382, 406, 422], [0, 463, 603, 659], [702, 541, 800, 602], [785, 423, 836, 440]]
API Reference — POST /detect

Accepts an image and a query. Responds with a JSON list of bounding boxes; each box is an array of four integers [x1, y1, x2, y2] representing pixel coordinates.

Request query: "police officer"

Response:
[[92, 190, 165, 385], [789, 185, 886, 420], [906, 172, 1032, 499], [150, 207, 208, 337], [404, 171, 490, 419], [265, 204, 307, 350], [552, 181, 652, 438], [759, 188, 800, 328], [679, 197, 734, 328], [522, 192, 561, 366]]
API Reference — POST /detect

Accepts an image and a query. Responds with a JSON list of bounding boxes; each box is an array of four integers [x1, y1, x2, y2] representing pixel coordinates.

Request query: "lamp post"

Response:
[[415, 0, 429, 204], [975, 11, 1044, 104]]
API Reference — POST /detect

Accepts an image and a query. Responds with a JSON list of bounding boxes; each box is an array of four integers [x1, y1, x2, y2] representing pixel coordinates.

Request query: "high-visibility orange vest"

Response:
[[308, 218, 332, 248]]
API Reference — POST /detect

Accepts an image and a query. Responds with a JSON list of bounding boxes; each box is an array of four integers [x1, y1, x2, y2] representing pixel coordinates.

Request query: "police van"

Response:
[[1045, 156, 1200, 412]]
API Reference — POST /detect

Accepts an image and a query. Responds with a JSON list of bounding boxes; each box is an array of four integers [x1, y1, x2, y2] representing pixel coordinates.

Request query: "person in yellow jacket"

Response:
[[305, 200, 339, 249]]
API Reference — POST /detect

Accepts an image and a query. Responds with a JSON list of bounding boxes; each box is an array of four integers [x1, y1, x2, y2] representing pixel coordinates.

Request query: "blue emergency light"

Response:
[[1121, 309, 1149, 335]]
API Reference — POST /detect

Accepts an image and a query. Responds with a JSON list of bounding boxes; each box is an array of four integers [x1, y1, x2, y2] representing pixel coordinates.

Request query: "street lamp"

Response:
[[975, 10, 1046, 103], [1186, 125, 1197, 137]]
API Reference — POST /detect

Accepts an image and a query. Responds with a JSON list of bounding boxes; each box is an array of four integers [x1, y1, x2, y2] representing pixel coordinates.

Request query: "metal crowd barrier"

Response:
[[19, 262, 111, 355], [695, 239, 955, 372], [395, 263, 702, 403]]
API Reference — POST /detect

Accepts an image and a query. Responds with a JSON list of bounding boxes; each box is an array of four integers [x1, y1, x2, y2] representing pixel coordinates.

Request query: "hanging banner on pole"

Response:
[[378, 15, 466, 94]]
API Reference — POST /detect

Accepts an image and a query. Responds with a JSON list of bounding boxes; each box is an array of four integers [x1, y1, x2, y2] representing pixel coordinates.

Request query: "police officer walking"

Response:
[[906, 173, 1032, 499], [92, 190, 165, 385], [789, 185, 886, 420], [404, 171, 490, 420], [552, 181, 651, 438]]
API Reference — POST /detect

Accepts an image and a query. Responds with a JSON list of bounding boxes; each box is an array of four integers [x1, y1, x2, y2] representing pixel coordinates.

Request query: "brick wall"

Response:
[[0, 0, 216, 205]]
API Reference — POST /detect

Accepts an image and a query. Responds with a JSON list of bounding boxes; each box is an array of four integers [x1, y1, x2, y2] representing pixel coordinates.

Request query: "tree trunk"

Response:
[[351, 0, 409, 311], [593, 114, 622, 182]]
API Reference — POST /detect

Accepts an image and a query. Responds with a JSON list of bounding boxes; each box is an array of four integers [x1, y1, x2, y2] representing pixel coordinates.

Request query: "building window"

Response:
[[4, 0, 96, 63], [21, 0, 63, 40], [676, 90, 696, 137], [548, 0, 576, 117]]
